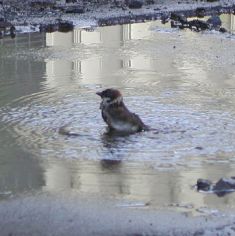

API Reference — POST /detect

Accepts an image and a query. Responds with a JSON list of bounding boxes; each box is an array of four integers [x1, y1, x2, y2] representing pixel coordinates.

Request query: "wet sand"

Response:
[[1, 191, 235, 236]]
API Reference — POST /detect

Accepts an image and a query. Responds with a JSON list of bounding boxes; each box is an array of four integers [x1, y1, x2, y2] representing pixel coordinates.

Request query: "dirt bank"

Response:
[[0, 0, 235, 35], [1, 191, 235, 236]]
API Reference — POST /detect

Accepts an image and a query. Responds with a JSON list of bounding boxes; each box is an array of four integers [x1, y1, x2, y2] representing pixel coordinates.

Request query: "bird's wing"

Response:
[[109, 106, 146, 128]]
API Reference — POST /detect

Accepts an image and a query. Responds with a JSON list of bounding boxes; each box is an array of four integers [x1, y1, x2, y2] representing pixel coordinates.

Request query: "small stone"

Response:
[[219, 27, 227, 33], [207, 16, 222, 28], [195, 7, 206, 18], [64, 6, 84, 14], [40, 23, 58, 33], [214, 177, 235, 192], [146, 0, 154, 4], [58, 21, 74, 32], [127, 0, 143, 9], [197, 178, 213, 191], [66, 0, 77, 3]]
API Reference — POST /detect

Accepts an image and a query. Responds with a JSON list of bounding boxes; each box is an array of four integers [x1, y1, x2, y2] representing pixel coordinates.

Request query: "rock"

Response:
[[170, 14, 226, 33], [212, 177, 235, 197], [126, 0, 143, 9], [214, 177, 235, 192], [169, 12, 227, 33], [161, 13, 170, 24], [66, 0, 78, 3], [58, 125, 80, 136], [197, 177, 235, 197], [219, 27, 227, 33], [188, 19, 209, 31], [146, 0, 154, 4], [39, 20, 73, 33], [170, 20, 178, 28], [0, 21, 15, 38], [195, 7, 206, 18], [170, 13, 189, 29], [207, 15, 222, 29], [10, 25, 15, 38], [197, 179, 213, 191], [30, 0, 56, 9], [64, 6, 85, 14], [58, 21, 74, 32], [39, 23, 58, 33], [0, 21, 13, 30], [100, 159, 122, 170], [169, 13, 227, 33], [170, 13, 187, 24]]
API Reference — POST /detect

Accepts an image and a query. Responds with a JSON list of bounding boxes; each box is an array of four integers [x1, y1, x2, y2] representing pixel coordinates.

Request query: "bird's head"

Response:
[[96, 88, 123, 106]]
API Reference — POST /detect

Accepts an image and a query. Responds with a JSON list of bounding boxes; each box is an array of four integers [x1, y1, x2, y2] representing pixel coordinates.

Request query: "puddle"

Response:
[[1, 15, 235, 212]]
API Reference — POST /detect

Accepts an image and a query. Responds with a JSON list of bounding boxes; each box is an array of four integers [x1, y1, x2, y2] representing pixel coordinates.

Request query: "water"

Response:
[[1, 15, 235, 211]]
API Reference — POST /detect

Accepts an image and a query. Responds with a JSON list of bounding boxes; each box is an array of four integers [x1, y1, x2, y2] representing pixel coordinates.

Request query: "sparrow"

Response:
[[96, 88, 149, 133]]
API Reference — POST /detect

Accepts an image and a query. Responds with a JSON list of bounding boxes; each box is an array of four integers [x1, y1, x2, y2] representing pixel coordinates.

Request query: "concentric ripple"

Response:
[[2, 91, 235, 170], [1, 17, 235, 172]]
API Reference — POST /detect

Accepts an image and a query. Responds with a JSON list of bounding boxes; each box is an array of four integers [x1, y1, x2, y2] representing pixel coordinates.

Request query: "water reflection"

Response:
[[45, 14, 235, 48], [0, 56, 46, 106], [40, 158, 235, 210], [43, 14, 235, 99], [0, 129, 45, 196], [221, 14, 235, 32], [1, 14, 235, 212]]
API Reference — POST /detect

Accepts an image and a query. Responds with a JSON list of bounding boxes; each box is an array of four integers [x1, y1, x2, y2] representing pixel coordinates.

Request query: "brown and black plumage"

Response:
[[96, 88, 148, 133]]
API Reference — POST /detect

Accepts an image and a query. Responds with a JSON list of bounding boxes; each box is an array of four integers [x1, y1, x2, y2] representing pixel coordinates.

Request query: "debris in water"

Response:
[[196, 177, 235, 197]]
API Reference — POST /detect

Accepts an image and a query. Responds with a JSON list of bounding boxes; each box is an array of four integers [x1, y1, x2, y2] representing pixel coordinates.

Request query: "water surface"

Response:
[[1, 15, 235, 212]]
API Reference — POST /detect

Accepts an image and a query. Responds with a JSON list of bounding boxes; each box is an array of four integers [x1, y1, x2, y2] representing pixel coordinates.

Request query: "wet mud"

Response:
[[0, 0, 235, 36]]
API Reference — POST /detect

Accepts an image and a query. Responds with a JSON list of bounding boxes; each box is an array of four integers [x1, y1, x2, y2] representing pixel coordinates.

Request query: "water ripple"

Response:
[[1, 91, 235, 170]]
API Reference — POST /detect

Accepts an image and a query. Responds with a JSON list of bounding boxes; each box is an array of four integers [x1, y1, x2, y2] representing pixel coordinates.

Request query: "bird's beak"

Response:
[[96, 92, 102, 97]]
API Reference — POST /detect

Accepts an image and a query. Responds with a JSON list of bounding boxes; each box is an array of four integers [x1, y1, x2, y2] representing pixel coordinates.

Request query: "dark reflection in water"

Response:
[[101, 131, 133, 151], [0, 129, 45, 197], [0, 57, 46, 106], [100, 159, 122, 171], [0, 15, 235, 211]]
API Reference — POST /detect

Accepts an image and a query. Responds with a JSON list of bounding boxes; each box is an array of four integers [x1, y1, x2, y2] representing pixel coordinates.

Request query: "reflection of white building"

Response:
[[45, 22, 156, 87], [1, 14, 235, 208], [45, 25, 127, 86], [46, 31, 73, 46], [46, 25, 126, 46], [221, 13, 235, 32], [42, 15, 235, 209], [1, 32, 45, 47], [42, 157, 235, 208], [44, 13, 235, 89]]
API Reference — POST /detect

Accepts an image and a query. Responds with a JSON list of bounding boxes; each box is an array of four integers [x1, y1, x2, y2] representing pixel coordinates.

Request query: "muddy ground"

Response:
[[1, 191, 235, 236], [1, 1, 235, 236], [0, 0, 235, 35]]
